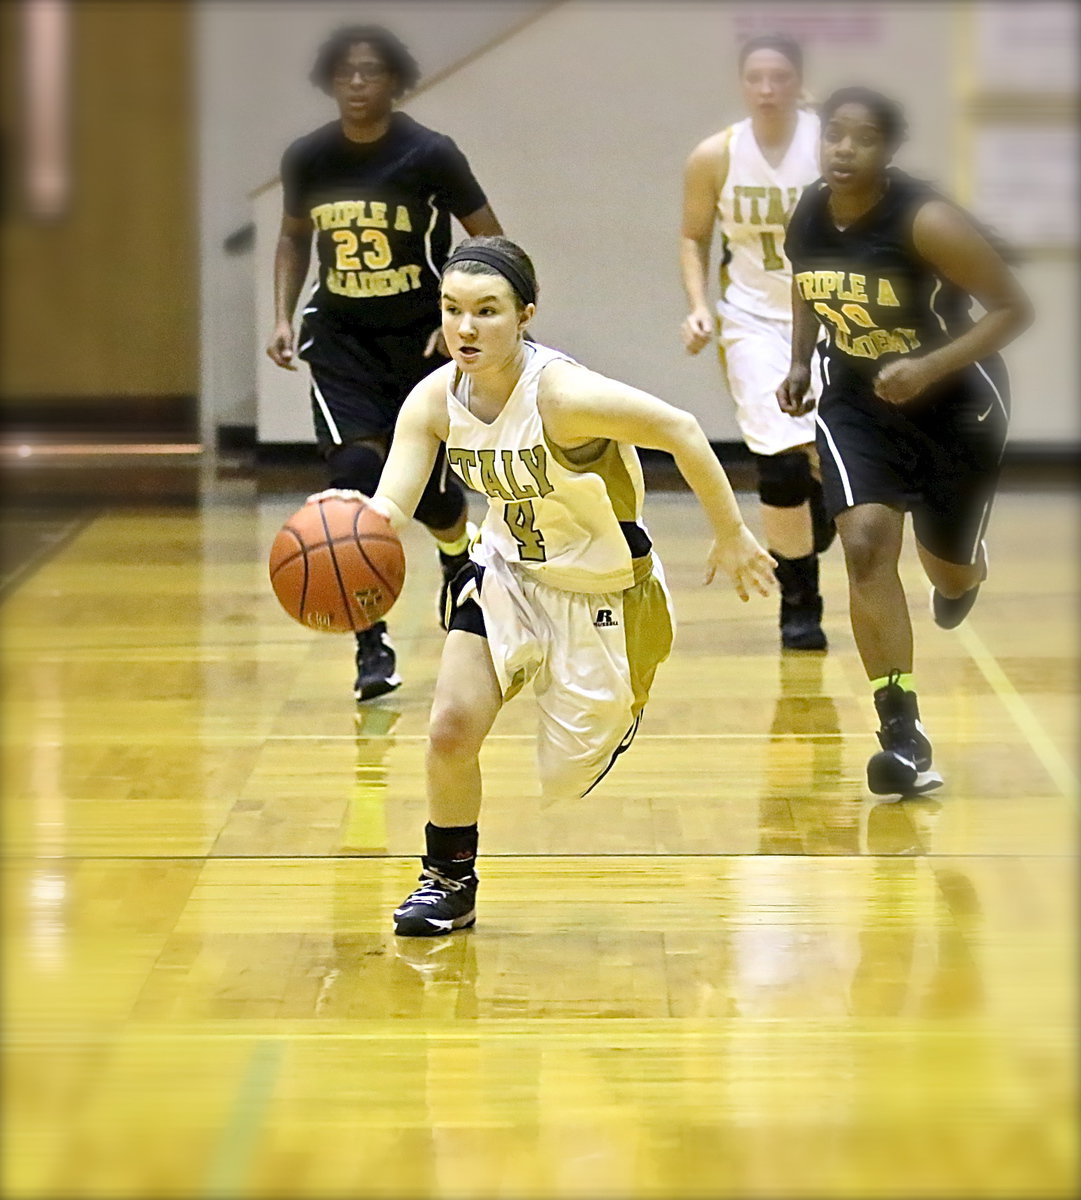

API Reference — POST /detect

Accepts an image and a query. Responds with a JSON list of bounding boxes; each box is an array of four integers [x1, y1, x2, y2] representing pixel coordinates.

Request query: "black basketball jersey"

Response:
[[785, 168, 993, 387], [281, 114, 488, 329]]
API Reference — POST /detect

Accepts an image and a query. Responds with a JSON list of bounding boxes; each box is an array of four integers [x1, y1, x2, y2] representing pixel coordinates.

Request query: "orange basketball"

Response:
[[269, 496, 405, 633]]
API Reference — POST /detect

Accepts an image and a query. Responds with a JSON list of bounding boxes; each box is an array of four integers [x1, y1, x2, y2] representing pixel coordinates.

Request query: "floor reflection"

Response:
[[758, 649, 846, 853], [341, 701, 402, 855], [855, 799, 983, 1018]]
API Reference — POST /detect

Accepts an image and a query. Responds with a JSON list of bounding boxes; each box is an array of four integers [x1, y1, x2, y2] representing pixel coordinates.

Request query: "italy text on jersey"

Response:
[[717, 110, 821, 319]]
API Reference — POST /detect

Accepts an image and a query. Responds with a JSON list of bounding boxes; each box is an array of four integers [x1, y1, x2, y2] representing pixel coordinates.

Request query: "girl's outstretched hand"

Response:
[[705, 524, 777, 602]]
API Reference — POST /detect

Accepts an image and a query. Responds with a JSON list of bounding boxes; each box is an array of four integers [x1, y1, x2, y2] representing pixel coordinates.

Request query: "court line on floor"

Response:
[[0, 512, 98, 602], [10, 1023, 1060, 1047], [3, 851, 1072, 862], [0, 732, 856, 744], [957, 621, 1078, 803], [201, 1039, 282, 1198], [248, 733, 851, 741]]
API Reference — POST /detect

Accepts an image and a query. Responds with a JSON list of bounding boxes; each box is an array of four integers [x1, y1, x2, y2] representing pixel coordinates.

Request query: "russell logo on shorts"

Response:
[[593, 608, 619, 628]]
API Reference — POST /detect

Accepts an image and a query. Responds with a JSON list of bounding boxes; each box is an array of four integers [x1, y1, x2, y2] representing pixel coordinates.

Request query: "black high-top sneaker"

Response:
[[867, 672, 943, 798], [393, 858, 478, 937], [354, 621, 401, 702], [774, 553, 828, 651]]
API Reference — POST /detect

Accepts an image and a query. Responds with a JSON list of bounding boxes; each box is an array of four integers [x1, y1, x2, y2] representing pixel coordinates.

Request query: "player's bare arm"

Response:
[[679, 135, 728, 354], [459, 204, 502, 238], [539, 362, 775, 600], [873, 202, 1034, 405], [777, 279, 820, 415], [267, 213, 314, 370], [368, 370, 452, 526]]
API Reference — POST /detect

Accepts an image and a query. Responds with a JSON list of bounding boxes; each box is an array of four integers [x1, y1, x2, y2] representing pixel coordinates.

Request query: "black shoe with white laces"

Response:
[[393, 860, 478, 937], [867, 673, 943, 798], [354, 621, 401, 702]]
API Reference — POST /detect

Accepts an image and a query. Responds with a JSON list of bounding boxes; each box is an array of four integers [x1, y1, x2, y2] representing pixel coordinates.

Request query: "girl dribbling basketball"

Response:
[[315, 235, 776, 936]]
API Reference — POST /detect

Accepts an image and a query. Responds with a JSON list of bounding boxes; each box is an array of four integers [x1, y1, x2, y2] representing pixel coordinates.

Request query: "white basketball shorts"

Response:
[[454, 545, 675, 801], [717, 301, 821, 456]]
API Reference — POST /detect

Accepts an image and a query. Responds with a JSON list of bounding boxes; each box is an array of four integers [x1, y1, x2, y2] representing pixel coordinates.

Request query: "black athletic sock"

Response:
[[424, 821, 478, 878], [772, 552, 821, 604]]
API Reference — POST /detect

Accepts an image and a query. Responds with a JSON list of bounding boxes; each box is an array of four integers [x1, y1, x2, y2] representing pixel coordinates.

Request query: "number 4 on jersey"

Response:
[[505, 500, 546, 562]]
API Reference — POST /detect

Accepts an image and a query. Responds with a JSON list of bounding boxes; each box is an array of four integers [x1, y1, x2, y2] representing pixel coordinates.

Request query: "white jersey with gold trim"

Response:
[[717, 109, 820, 321], [444, 342, 651, 594]]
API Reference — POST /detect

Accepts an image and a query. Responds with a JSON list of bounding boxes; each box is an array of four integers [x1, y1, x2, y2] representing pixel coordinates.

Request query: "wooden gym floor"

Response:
[[2, 454, 1077, 1198]]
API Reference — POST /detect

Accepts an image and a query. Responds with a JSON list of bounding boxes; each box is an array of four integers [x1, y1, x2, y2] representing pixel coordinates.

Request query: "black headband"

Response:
[[442, 246, 536, 307]]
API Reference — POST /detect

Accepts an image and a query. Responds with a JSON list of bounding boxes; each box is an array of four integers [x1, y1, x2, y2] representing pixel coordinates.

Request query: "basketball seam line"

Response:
[[318, 501, 358, 633], [269, 527, 309, 623], [352, 505, 396, 601], [271, 526, 306, 570], [271, 532, 398, 574]]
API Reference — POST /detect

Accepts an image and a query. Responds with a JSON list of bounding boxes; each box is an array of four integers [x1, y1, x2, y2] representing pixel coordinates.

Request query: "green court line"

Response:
[[202, 1039, 283, 1197]]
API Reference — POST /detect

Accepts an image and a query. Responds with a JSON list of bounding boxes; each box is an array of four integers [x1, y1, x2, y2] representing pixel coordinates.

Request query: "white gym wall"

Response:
[[200, 1, 1078, 449]]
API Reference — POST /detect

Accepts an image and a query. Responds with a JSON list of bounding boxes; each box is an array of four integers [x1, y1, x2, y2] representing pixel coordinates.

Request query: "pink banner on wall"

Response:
[[732, 5, 883, 46]]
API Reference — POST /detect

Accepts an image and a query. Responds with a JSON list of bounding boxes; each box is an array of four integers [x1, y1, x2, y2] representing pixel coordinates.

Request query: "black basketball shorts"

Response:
[[297, 312, 442, 451], [814, 359, 1010, 566]]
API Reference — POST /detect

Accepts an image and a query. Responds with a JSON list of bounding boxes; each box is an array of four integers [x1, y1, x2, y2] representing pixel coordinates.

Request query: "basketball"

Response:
[[269, 495, 406, 633]]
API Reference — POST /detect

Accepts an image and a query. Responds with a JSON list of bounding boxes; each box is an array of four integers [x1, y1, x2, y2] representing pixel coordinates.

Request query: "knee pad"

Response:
[[324, 442, 384, 495], [756, 450, 815, 509], [413, 465, 466, 531]]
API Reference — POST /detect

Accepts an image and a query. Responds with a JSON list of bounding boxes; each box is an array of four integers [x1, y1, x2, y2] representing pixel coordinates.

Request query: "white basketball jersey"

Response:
[[717, 109, 820, 320], [444, 343, 650, 594]]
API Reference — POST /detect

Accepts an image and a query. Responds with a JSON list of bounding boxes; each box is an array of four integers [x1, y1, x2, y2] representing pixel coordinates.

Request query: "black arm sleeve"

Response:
[[280, 140, 309, 219], [430, 136, 488, 219]]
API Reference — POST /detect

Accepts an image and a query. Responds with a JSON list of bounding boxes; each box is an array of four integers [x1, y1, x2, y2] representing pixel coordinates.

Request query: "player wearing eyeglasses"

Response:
[[267, 25, 503, 702]]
